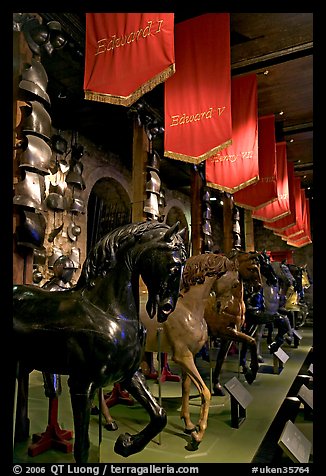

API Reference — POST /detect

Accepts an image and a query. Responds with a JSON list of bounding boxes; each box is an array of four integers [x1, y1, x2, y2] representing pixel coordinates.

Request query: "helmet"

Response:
[[15, 210, 46, 249], [69, 198, 85, 214], [67, 222, 81, 241], [145, 170, 161, 194], [66, 170, 86, 190], [21, 16, 49, 55], [19, 79, 50, 105], [202, 220, 212, 236], [147, 150, 160, 172], [20, 101, 52, 142], [22, 58, 48, 92], [46, 193, 67, 211], [19, 134, 51, 175], [143, 193, 159, 217], [13, 170, 46, 210], [203, 203, 212, 220], [53, 255, 75, 276]]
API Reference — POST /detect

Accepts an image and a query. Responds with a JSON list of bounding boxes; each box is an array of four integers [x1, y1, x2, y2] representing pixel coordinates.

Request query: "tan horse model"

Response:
[[204, 250, 263, 396], [140, 253, 234, 450], [140, 251, 262, 450]]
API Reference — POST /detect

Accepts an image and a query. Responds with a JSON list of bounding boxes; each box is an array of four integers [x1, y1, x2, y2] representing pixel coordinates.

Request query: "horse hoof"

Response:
[[212, 385, 225, 397], [184, 425, 199, 435], [114, 433, 133, 457], [105, 421, 118, 431], [268, 342, 279, 354], [243, 367, 255, 384], [257, 355, 264, 363], [186, 432, 201, 451], [185, 434, 201, 452]]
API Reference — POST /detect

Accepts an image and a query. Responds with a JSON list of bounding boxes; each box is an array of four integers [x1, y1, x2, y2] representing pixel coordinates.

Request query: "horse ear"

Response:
[[164, 221, 180, 242], [178, 227, 187, 241]]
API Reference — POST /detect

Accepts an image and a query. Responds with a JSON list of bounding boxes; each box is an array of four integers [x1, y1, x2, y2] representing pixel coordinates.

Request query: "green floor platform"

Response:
[[13, 327, 313, 464]]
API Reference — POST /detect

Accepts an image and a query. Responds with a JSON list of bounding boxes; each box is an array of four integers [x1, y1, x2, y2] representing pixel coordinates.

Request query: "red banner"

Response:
[[233, 115, 277, 209], [164, 14, 232, 164], [84, 13, 175, 106], [264, 161, 296, 231], [286, 236, 312, 247], [286, 196, 312, 247], [274, 183, 304, 239], [251, 142, 290, 222], [205, 74, 258, 193]]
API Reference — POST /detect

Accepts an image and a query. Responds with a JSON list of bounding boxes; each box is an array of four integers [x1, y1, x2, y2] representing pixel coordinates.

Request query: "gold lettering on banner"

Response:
[[95, 19, 164, 55], [170, 106, 226, 127], [211, 151, 254, 163], [278, 193, 288, 200]]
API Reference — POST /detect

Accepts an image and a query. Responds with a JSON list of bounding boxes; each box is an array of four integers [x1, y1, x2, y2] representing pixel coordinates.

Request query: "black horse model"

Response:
[[13, 220, 187, 463]]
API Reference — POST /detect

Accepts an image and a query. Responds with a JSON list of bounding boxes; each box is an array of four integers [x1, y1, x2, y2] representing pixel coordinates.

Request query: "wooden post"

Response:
[[244, 209, 255, 252], [131, 119, 147, 223], [13, 31, 34, 286], [223, 194, 233, 254], [190, 167, 203, 256], [13, 29, 34, 444]]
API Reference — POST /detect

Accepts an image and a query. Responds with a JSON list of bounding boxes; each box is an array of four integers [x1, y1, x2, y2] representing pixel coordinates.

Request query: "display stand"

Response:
[[98, 388, 103, 463], [273, 347, 289, 374], [157, 327, 163, 445], [297, 383, 313, 420], [292, 329, 302, 348], [224, 376, 253, 429], [159, 353, 181, 383], [28, 397, 73, 457], [278, 419, 312, 463], [104, 383, 134, 408]]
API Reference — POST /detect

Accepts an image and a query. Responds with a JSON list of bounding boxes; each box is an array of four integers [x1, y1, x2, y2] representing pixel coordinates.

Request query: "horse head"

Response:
[[138, 221, 187, 323], [229, 250, 262, 291], [257, 251, 278, 286], [301, 264, 312, 288]]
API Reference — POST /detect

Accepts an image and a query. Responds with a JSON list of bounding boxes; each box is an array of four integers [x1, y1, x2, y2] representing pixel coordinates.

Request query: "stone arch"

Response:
[[87, 176, 131, 250]]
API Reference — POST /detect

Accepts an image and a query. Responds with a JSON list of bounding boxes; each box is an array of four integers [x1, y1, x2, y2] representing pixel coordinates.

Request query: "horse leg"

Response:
[[212, 338, 232, 396], [239, 341, 249, 369], [100, 391, 118, 431], [14, 367, 30, 442], [173, 351, 211, 450], [255, 324, 265, 363], [221, 329, 259, 384], [114, 370, 167, 458], [237, 332, 258, 384], [268, 316, 286, 353], [179, 369, 195, 432], [239, 322, 260, 369], [68, 378, 94, 464]]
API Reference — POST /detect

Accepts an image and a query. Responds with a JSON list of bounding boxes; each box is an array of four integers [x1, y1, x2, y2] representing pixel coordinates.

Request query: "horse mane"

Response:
[[181, 253, 234, 293], [77, 221, 173, 288]]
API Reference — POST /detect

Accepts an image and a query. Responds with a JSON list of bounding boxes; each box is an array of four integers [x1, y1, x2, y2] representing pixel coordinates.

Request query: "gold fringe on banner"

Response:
[[207, 175, 259, 195], [164, 139, 232, 165], [85, 64, 175, 107], [234, 196, 278, 211], [275, 229, 305, 238], [286, 238, 312, 248], [253, 209, 291, 222], [264, 219, 296, 232]]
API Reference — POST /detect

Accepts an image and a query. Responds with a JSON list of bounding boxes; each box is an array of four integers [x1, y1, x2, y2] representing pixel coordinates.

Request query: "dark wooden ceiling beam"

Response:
[[231, 42, 313, 75]]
